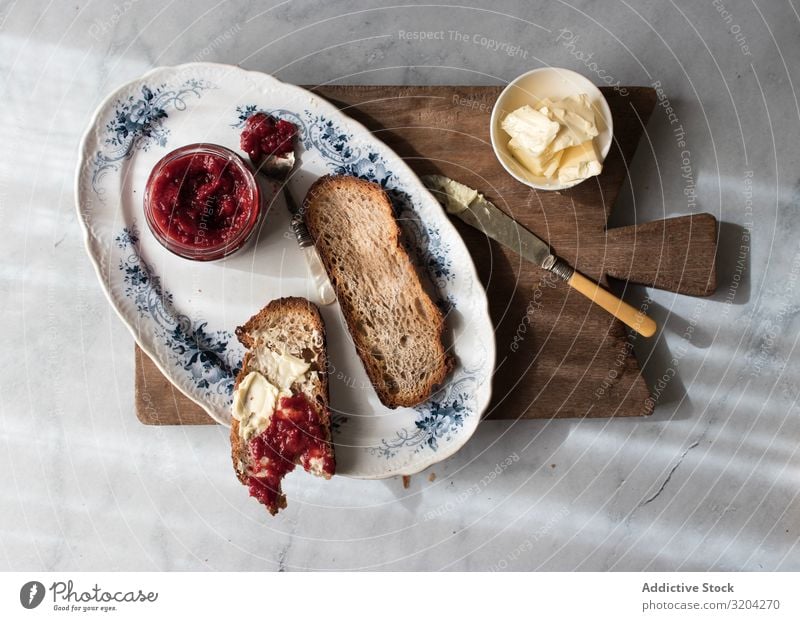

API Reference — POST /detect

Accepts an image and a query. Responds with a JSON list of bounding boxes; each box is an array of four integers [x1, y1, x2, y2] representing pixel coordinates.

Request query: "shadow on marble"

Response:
[[619, 292, 690, 418], [380, 416, 572, 516], [711, 221, 750, 306]]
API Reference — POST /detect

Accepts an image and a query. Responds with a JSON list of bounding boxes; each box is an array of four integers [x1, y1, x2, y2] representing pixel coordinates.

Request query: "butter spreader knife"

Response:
[[283, 186, 336, 305], [249, 149, 335, 306], [422, 175, 656, 338]]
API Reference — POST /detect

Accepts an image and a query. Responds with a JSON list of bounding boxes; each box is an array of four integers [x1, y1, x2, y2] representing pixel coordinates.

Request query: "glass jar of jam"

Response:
[[143, 143, 261, 261]]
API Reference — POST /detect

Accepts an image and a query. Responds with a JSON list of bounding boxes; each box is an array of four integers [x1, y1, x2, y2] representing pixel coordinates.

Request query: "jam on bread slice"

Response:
[[230, 297, 335, 515]]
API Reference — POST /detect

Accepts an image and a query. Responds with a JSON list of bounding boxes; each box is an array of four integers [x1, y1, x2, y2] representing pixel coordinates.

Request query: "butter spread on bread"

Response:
[[230, 297, 334, 515]]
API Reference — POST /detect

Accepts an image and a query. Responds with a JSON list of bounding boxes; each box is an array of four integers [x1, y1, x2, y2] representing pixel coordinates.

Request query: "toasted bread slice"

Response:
[[303, 175, 453, 408], [231, 297, 335, 515]]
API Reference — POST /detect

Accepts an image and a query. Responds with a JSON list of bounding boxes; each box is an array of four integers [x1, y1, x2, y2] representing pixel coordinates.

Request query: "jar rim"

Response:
[[143, 143, 261, 262]]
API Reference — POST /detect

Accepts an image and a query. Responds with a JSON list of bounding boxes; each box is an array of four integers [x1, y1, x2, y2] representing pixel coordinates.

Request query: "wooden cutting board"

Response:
[[134, 85, 717, 425]]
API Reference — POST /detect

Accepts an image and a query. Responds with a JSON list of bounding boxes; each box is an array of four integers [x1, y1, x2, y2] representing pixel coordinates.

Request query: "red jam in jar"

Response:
[[144, 144, 261, 261], [247, 393, 336, 513], [240, 113, 297, 163]]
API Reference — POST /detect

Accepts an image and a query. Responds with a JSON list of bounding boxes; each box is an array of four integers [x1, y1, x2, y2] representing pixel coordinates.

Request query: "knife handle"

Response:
[[567, 271, 657, 338], [302, 245, 337, 305]]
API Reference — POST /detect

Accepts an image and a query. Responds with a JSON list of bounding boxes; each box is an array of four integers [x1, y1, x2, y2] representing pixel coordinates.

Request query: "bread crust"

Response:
[[230, 296, 333, 515], [303, 175, 453, 408]]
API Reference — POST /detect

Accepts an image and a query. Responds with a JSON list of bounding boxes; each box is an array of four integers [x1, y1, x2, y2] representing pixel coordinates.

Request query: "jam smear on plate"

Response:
[[240, 113, 297, 163], [247, 393, 335, 513]]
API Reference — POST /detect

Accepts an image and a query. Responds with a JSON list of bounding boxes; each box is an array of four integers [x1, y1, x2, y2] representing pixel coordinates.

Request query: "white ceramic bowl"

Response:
[[490, 67, 613, 191]]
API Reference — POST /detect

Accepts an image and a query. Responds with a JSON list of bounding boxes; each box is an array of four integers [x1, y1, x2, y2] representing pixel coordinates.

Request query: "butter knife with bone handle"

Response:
[[283, 186, 336, 305], [421, 175, 656, 338], [248, 146, 335, 306]]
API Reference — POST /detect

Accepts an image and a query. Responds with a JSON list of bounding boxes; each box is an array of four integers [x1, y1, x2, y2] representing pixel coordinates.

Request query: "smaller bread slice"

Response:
[[303, 175, 453, 408], [230, 297, 335, 515]]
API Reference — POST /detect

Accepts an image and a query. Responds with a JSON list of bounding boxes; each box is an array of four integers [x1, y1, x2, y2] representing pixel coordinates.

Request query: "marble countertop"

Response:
[[2, 0, 798, 571]]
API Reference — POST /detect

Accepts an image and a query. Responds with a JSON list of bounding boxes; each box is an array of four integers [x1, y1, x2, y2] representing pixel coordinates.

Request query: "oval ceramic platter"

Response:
[[76, 63, 494, 479]]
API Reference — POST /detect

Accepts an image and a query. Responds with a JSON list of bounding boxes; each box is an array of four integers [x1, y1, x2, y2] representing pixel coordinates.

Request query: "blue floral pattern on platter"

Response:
[[115, 225, 241, 399], [368, 394, 469, 459], [77, 64, 493, 478], [91, 79, 214, 194]]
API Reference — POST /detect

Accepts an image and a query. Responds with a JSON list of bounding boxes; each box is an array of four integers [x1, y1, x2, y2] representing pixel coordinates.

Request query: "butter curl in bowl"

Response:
[[490, 67, 613, 191]]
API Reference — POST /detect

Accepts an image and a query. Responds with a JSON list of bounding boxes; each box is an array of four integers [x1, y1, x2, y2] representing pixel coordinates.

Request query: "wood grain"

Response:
[[134, 85, 717, 425], [135, 346, 215, 425], [605, 213, 718, 296]]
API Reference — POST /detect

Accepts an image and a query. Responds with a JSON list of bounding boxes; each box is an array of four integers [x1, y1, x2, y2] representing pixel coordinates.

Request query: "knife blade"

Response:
[[421, 175, 656, 337], [283, 186, 336, 305], [247, 142, 336, 306]]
